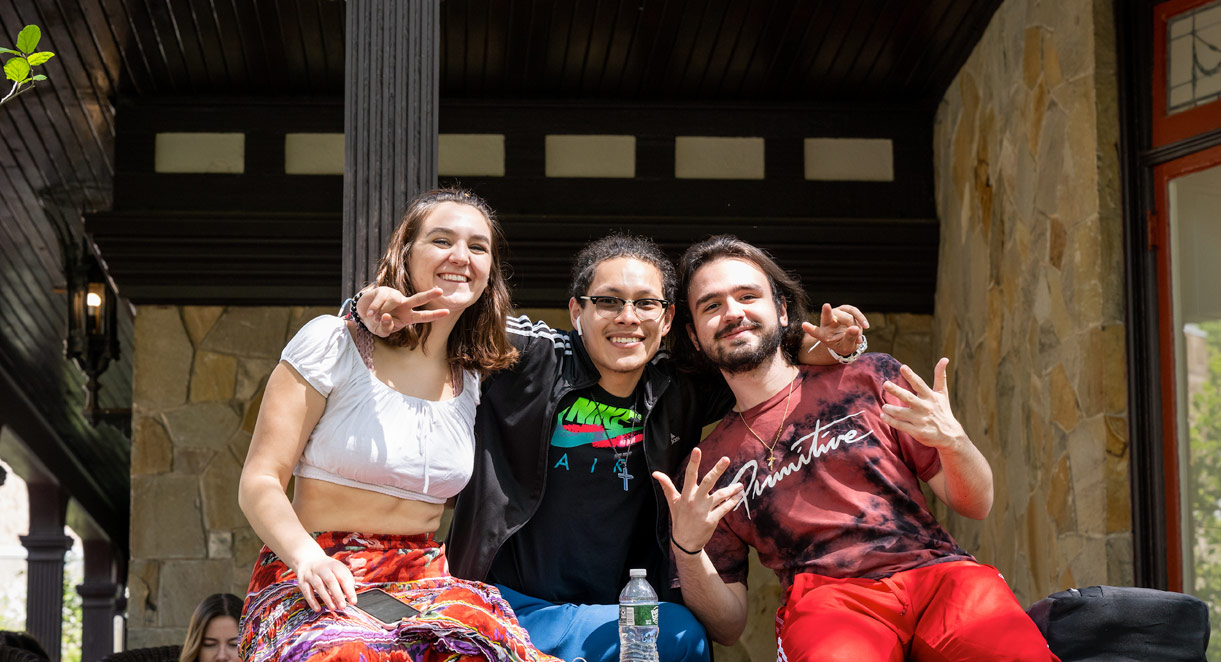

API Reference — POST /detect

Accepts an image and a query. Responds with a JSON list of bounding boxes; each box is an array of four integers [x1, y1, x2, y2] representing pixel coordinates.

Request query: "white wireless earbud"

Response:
[[575, 318, 583, 336]]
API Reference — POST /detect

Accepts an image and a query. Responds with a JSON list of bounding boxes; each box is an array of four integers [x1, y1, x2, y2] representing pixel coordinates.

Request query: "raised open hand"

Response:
[[880, 358, 968, 452], [356, 286, 451, 337], [652, 448, 744, 554]]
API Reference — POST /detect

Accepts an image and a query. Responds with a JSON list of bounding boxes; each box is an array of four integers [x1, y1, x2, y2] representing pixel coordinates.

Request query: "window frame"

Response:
[[1152, 0, 1221, 147]]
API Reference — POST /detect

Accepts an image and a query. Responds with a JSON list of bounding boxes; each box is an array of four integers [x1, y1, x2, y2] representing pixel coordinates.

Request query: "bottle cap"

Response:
[[629, 568, 647, 577]]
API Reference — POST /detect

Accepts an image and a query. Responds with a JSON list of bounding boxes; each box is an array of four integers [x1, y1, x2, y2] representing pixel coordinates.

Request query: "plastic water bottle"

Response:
[[618, 568, 659, 662]]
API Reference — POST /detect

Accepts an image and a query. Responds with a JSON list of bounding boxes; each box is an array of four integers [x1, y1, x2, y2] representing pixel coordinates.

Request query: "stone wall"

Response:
[[127, 305, 329, 647], [932, 0, 1128, 606]]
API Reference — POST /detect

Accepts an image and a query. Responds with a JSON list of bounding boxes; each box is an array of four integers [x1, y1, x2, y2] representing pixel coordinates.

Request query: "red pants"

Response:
[[776, 560, 1059, 662]]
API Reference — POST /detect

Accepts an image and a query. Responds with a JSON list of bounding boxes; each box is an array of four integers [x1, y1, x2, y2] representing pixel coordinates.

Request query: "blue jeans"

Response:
[[496, 584, 710, 662]]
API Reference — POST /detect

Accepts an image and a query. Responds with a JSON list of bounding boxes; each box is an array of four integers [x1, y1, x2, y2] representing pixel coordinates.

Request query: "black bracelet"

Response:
[[347, 291, 370, 333], [670, 533, 703, 555]]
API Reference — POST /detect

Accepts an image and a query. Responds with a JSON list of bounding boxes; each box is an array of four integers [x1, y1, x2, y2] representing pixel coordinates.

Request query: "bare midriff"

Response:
[[291, 476, 445, 536]]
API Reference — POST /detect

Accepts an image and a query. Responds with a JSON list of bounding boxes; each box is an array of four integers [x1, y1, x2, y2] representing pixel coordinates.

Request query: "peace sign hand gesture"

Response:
[[652, 448, 745, 554], [880, 358, 969, 452], [355, 286, 451, 337], [801, 303, 868, 357]]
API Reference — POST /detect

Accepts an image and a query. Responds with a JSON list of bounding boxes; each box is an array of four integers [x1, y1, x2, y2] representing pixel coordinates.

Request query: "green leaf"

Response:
[[32, 74, 46, 81], [26, 51, 54, 66], [4, 56, 29, 82], [0, 47, 22, 56], [16, 25, 40, 54]]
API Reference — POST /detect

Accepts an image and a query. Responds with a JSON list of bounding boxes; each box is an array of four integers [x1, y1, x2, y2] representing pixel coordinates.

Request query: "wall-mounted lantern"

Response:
[[65, 239, 127, 431]]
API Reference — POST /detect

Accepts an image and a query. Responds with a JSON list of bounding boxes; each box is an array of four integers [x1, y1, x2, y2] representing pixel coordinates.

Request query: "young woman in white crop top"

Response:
[[236, 189, 559, 662]]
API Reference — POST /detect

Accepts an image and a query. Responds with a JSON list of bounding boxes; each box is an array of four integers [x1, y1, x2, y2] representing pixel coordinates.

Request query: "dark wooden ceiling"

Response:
[[438, 0, 998, 105], [0, 0, 1002, 550], [0, 0, 131, 547], [69, 0, 999, 106]]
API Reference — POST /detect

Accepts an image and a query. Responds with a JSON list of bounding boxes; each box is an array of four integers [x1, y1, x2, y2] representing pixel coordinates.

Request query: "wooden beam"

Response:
[[1116, 0, 1170, 591], [84, 209, 935, 310], [343, 1, 439, 295], [99, 98, 936, 309], [111, 98, 933, 219], [496, 214, 938, 312], [0, 363, 126, 544], [84, 210, 341, 305]]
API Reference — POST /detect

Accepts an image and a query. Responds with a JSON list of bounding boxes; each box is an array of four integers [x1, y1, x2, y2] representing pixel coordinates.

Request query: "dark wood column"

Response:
[[343, 1, 439, 295], [76, 538, 121, 662], [20, 482, 72, 662]]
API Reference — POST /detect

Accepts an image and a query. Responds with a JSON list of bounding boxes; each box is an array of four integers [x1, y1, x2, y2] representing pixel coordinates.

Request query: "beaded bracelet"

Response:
[[826, 334, 868, 364], [345, 291, 371, 333]]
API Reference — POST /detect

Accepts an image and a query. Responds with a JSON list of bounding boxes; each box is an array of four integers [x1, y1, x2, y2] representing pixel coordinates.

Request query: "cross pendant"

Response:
[[618, 466, 634, 491], [766, 452, 776, 471]]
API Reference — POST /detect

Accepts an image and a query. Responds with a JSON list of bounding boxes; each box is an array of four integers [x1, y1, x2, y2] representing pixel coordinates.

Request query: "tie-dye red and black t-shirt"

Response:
[[694, 354, 972, 590]]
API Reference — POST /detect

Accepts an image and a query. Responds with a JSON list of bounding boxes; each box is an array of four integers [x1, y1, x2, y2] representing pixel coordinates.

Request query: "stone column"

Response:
[[20, 482, 72, 662], [343, 0, 439, 295], [77, 538, 121, 662]]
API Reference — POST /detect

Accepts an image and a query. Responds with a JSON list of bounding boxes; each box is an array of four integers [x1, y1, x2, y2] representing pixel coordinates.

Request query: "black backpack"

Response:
[[1026, 585, 1211, 662]]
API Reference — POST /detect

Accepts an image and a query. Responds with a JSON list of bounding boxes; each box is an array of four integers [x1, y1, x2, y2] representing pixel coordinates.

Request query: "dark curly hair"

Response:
[[568, 233, 677, 303]]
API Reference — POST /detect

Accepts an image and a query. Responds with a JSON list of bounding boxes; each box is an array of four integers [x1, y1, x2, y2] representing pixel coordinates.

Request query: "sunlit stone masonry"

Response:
[[128, 305, 329, 647], [931, 0, 1129, 606]]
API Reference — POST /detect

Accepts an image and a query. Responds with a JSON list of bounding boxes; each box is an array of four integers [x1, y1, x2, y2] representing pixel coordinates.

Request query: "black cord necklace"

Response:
[[596, 390, 642, 492]]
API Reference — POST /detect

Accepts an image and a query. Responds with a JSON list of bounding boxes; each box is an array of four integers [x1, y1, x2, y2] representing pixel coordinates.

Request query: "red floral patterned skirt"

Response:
[[239, 532, 560, 662]]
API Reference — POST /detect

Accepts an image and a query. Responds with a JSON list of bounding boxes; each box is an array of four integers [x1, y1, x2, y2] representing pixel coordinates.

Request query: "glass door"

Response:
[[1155, 146, 1221, 651]]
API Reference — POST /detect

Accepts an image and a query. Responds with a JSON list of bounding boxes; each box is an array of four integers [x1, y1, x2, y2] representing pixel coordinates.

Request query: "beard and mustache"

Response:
[[705, 318, 784, 374]]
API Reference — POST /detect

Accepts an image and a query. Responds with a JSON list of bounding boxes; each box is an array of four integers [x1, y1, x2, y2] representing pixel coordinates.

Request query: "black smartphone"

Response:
[[355, 588, 422, 624]]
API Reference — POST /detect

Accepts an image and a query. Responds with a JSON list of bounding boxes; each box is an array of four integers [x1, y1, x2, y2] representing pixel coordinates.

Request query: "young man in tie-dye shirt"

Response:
[[655, 235, 1058, 662]]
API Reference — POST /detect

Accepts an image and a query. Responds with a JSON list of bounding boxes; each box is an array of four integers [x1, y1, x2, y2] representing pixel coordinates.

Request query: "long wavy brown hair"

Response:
[[673, 235, 810, 373], [373, 188, 518, 376], [179, 593, 242, 662]]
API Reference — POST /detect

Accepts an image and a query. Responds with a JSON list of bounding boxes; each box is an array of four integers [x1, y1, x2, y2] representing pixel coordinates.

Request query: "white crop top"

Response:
[[281, 315, 480, 504]]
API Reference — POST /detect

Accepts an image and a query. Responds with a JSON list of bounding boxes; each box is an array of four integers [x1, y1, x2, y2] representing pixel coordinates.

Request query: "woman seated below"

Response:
[[180, 593, 241, 662], [238, 188, 558, 662]]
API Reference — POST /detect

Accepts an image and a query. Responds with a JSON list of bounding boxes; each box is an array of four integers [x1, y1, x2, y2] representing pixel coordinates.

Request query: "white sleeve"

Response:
[[466, 369, 481, 406], [280, 315, 351, 397]]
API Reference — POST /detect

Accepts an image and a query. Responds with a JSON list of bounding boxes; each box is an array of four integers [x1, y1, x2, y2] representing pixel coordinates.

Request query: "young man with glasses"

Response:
[[353, 234, 867, 662]]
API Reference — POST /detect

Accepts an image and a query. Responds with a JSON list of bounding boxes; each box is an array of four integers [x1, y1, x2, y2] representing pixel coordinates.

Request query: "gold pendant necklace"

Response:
[[738, 377, 796, 471]]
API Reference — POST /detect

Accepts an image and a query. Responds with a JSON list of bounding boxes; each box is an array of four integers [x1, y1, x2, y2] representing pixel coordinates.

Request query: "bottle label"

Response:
[[619, 604, 658, 627]]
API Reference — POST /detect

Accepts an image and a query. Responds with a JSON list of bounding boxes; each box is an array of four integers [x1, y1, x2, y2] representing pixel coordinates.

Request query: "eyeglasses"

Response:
[[578, 295, 671, 321]]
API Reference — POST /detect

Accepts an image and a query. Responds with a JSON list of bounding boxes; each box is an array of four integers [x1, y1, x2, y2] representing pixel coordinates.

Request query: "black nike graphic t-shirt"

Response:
[[489, 385, 653, 604]]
